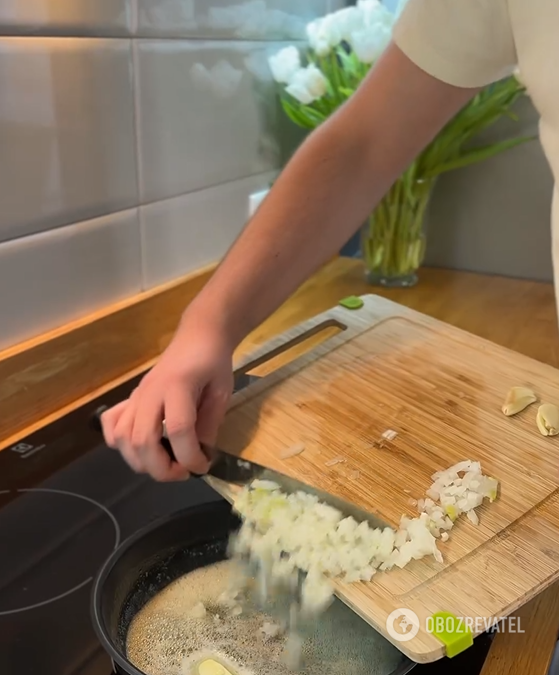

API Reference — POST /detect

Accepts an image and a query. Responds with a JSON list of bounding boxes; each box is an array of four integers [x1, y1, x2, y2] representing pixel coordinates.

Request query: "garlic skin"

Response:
[[536, 403, 559, 436], [502, 386, 537, 416]]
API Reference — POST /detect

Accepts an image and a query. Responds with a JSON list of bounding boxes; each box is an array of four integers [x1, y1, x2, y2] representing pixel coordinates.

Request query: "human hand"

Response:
[[100, 316, 234, 481]]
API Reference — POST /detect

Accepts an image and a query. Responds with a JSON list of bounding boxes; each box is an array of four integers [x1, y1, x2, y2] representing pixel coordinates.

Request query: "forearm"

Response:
[[186, 113, 399, 345], [183, 44, 478, 347]]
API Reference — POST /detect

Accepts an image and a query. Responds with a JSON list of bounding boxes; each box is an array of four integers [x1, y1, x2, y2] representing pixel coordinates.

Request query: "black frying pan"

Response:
[[91, 496, 420, 675], [88, 362, 416, 675], [91, 498, 241, 675]]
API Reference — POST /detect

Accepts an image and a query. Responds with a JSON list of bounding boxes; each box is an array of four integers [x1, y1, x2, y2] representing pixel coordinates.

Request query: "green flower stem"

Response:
[[361, 175, 434, 280], [329, 51, 343, 106], [275, 51, 531, 286]]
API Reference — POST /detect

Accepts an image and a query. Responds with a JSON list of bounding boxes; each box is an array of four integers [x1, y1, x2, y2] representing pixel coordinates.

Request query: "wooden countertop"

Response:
[[2, 256, 559, 674], [240, 258, 559, 367]]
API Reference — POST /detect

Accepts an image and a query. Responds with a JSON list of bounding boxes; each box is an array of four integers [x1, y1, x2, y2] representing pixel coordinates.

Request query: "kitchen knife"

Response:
[[91, 404, 269, 484], [90, 405, 386, 528]]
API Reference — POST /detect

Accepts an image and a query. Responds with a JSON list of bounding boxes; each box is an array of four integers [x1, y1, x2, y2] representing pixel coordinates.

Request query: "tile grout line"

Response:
[[130, 38, 148, 290], [0, 171, 279, 249], [141, 169, 279, 210], [0, 33, 308, 43], [130, 2, 145, 291], [130, 0, 139, 35]]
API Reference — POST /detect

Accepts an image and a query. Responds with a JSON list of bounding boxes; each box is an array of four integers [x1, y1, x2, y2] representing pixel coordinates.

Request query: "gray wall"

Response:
[[424, 97, 554, 282], [356, 0, 555, 282], [0, 0, 343, 351]]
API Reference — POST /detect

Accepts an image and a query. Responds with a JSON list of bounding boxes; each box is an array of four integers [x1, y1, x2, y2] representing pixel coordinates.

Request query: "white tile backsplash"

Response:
[[0, 1, 133, 36], [136, 0, 330, 39], [141, 172, 276, 288], [135, 40, 281, 204], [0, 209, 141, 350], [0, 37, 138, 243], [0, 0, 551, 353], [0, 1, 338, 351]]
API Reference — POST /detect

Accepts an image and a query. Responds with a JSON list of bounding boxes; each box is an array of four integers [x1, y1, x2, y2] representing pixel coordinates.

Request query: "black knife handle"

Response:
[[91, 405, 204, 478]]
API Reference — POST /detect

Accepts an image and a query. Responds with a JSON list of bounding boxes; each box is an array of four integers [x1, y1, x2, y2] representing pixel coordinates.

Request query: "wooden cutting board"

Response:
[[209, 294, 559, 663]]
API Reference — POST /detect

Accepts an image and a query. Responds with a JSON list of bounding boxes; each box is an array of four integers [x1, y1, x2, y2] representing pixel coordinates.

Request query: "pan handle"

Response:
[[90, 405, 205, 478]]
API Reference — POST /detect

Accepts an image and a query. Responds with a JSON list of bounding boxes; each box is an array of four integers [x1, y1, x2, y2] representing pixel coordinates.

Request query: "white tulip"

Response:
[[285, 82, 315, 105], [307, 22, 330, 57], [268, 45, 301, 84], [306, 14, 342, 56], [330, 6, 363, 42], [350, 22, 391, 64], [285, 64, 328, 105], [304, 65, 329, 98], [306, 19, 322, 54], [357, 0, 394, 28]]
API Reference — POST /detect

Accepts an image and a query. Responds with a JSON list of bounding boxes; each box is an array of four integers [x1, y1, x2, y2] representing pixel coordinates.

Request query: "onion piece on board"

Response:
[[280, 443, 306, 460]]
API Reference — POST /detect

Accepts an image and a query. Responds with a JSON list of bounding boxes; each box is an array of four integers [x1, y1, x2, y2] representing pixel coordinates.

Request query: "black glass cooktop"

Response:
[[0, 370, 496, 675]]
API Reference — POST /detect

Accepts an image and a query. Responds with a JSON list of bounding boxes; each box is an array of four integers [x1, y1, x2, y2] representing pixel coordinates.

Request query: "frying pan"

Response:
[[90, 497, 416, 675], [89, 362, 415, 675], [91, 498, 240, 674]]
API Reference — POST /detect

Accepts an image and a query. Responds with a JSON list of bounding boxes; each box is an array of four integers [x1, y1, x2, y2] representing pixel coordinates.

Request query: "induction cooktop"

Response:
[[0, 369, 497, 675]]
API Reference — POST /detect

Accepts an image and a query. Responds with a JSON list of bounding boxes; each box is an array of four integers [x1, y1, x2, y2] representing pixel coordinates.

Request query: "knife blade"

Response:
[[91, 405, 386, 529]]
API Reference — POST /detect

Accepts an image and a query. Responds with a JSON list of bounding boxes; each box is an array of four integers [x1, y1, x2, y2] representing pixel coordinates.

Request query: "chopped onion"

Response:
[[282, 632, 304, 670], [230, 459, 499, 617], [261, 621, 282, 638], [381, 429, 398, 441], [325, 456, 346, 467], [467, 510, 480, 525], [250, 479, 281, 491], [420, 459, 497, 533], [301, 571, 335, 615], [189, 601, 207, 619], [280, 443, 306, 460], [217, 590, 238, 608]]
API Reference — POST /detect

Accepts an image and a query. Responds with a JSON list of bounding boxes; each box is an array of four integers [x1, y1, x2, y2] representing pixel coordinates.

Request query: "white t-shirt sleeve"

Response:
[[392, 0, 518, 88]]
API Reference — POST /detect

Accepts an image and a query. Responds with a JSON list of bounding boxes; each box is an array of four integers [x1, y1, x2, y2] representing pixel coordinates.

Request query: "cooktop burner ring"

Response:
[[0, 487, 121, 616]]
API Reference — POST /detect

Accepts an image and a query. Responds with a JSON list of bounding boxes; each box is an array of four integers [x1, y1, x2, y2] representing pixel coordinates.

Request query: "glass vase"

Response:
[[360, 177, 435, 288]]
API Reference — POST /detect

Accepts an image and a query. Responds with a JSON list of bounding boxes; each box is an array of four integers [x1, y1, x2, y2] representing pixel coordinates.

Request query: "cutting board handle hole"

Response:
[[237, 319, 346, 378]]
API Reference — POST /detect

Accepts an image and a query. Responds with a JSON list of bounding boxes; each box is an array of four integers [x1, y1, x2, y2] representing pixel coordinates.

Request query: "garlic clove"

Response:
[[502, 386, 537, 416], [536, 403, 559, 436]]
